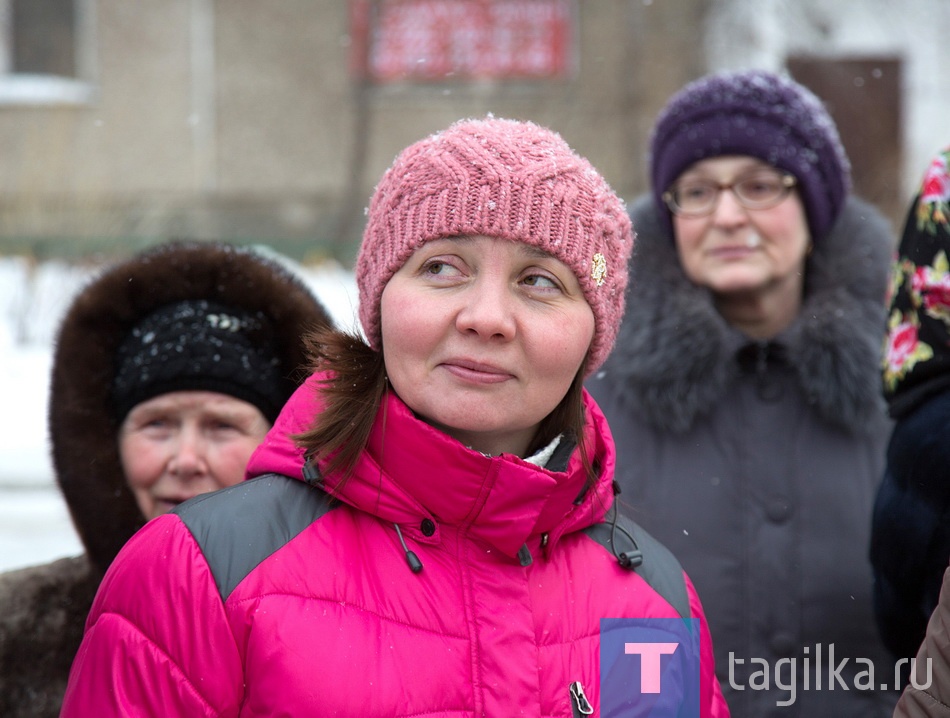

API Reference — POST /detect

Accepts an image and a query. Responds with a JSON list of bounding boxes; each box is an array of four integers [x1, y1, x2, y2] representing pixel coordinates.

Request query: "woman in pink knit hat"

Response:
[[61, 118, 728, 717]]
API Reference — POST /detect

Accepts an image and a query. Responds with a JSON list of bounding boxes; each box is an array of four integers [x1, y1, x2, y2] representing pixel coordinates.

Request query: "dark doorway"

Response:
[[786, 56, 903, 233]]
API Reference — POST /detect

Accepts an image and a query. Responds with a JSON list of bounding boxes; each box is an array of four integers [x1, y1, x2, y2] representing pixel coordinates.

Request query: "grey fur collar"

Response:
[[598, 194, 894, 434]]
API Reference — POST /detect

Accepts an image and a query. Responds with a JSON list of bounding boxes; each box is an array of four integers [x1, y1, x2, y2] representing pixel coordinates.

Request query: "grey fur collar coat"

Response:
[[588, 194, 898, 717], [600, 193, 892, 434]]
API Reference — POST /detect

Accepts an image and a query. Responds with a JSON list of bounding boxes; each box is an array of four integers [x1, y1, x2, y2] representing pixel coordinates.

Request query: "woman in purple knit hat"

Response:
[[61, 118, 729, 717], [588, 69, 898, 716]]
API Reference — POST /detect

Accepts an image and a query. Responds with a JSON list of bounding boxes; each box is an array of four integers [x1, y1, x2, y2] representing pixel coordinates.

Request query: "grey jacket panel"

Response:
[[175, 474, 336, 600], [582, 509, 691, 620]]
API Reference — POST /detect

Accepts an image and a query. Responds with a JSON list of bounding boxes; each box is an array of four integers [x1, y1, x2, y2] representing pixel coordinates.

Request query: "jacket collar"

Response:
[[595, 194, 893, 434], [245, 373, 617, 559]]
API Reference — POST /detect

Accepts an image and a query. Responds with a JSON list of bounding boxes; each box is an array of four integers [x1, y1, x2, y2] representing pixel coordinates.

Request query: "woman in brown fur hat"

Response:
[[0, 240, 331, 718]]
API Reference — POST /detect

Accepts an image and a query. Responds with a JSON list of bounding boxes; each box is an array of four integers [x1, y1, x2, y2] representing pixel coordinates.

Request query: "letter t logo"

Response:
[[624, 642, 679, 693]]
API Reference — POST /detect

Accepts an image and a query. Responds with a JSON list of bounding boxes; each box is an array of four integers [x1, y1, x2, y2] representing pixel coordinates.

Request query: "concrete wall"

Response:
[[706, 0, 950, 202], [0, 0, 704, 259], [20, 0, 947, 260], [0, 0, 711, 262]]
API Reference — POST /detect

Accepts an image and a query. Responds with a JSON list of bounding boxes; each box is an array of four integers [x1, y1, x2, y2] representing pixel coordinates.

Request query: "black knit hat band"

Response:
[[112, 299, 285, 423]]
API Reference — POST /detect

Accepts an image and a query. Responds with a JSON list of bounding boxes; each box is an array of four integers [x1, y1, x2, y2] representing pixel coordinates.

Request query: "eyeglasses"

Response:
[[662, 172, 797, 217]]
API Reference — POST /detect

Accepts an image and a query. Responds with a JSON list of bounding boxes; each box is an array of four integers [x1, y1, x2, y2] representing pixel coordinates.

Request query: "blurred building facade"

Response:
[[0, 0, 942, 262]]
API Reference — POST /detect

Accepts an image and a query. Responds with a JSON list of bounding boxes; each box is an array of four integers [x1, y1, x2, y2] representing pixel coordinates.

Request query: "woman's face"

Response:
[[671, 156, 811, 303], [118, 390, 270, 519], [380, 235, 594, 458]]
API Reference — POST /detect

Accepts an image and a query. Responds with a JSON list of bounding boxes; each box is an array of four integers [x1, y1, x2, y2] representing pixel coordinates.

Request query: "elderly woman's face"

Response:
[[671, 156, 810, 302], [380, 235, 594, 458], [119, 390, 270, 519]]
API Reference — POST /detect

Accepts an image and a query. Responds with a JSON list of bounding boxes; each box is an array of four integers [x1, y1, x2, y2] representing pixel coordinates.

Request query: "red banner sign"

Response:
[[351, 0, 574, 82]]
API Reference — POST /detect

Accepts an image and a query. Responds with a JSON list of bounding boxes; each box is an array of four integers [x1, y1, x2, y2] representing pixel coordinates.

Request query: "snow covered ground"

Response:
[[0, 251, 359, 572]]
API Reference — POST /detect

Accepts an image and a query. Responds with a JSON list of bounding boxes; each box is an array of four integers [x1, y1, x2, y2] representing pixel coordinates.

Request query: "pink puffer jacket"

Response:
[[62, 373, 729, 716]]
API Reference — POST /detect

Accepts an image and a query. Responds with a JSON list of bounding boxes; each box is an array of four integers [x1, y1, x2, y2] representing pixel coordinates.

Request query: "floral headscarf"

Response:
[[882, 146, 950, 418]]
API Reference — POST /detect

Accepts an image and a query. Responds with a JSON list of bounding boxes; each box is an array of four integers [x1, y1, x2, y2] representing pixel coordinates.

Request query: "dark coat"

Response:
[[872, 392, 950, 677], [893, 561, 950, 718], [587, 195, 897, 717], [0, 241, 331, 718]]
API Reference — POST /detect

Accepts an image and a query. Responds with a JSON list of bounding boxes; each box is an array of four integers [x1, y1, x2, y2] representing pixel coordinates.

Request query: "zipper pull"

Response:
[[569, 681, 593, 716]]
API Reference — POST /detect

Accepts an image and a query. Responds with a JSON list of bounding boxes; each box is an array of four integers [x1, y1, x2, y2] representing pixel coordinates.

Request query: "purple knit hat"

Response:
[[356, 117, 634, 374], [650, 69, 851, 242]]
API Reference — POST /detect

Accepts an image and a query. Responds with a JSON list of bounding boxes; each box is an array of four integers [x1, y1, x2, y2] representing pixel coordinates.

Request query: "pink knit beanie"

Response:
[[356, 117, 634, 374]]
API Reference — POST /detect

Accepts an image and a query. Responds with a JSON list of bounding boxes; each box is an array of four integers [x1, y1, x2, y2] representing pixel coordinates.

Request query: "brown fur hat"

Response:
[[49, 240, 332, 576]]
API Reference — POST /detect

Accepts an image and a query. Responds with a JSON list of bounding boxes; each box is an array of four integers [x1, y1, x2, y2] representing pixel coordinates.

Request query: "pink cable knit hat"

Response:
[[356, 117, 634, 374]]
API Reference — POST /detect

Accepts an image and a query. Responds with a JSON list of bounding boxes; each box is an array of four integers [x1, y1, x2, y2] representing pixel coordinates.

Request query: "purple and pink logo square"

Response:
[[600, 618, 701, 717]]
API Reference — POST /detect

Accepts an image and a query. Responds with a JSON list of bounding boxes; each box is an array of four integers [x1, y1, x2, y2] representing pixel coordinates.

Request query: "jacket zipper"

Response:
[[569, 681, 593, 716]]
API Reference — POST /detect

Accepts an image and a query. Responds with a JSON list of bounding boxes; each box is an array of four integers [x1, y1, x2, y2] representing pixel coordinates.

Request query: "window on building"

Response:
[[0, 0, 95, 105], [10, 0, 77, 76]]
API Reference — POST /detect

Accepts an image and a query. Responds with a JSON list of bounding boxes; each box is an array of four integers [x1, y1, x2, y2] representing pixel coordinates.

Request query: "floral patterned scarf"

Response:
[[883, 146, 950, 418]]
